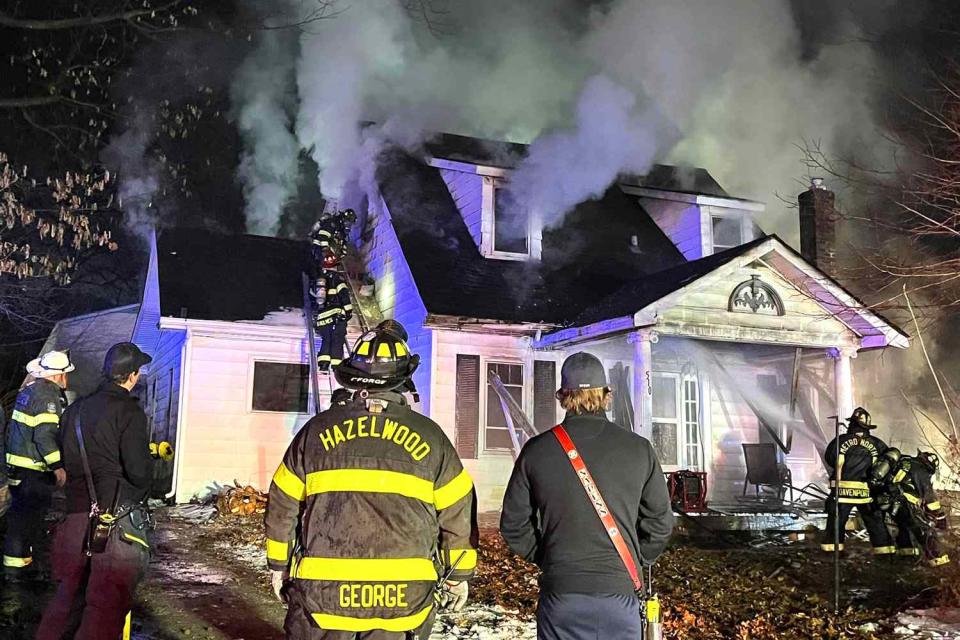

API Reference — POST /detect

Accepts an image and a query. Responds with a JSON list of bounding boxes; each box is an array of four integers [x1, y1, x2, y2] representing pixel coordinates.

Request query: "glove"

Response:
[[439, 580, 468, 612], [271, 569, 289, 605], [0, 484, 10, 518], [150, 442, 175, 462]]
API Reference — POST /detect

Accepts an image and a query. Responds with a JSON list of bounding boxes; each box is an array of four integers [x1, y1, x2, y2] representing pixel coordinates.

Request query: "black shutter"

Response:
[[533, 360, 557, 431], [455, 355, 480, 459]]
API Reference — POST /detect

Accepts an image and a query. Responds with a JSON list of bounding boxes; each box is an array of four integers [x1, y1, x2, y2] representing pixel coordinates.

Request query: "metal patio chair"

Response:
[[742, 443, 794, 502]]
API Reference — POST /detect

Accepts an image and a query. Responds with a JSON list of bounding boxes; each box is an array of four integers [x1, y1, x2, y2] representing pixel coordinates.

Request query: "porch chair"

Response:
[[741, 443, 793, 502]]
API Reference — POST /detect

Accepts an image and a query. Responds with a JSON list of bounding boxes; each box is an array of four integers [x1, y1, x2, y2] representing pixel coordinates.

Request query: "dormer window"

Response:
[[711, 215, 744, 252], [479, 177, 542, 261], [493, 186, 529, 254]]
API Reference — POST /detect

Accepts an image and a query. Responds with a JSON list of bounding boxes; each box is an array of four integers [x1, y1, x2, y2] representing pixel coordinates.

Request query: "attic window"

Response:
[[493, 186, 529, 255]]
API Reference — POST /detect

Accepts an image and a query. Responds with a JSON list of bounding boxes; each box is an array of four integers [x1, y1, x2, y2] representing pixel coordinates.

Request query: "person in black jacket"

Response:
[[500, 352, 674, 640], [0, 404, 9, 518], [821, 407, 895, 555], [37, 342, 156, 640]]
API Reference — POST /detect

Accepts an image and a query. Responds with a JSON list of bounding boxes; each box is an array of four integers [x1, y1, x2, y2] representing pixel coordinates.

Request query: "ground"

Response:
[[0, 510, 956, 639]]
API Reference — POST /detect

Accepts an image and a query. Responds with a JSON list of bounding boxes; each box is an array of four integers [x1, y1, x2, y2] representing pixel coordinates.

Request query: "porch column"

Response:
[[630, 329, 657, 437], [828, 346, 857, 421]]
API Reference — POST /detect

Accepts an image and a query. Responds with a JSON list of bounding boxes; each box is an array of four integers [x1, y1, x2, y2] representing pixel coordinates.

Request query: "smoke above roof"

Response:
[[233, 0, 904, 241]]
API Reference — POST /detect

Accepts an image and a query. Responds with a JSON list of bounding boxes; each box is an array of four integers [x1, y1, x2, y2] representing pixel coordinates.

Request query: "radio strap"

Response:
[[552, 424, 643, 594], [74, 410, 99, 515]]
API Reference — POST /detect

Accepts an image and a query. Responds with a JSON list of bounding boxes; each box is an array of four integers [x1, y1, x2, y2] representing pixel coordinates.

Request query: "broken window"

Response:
[[485, 362, 524, 450], [493, 187, 529, 254], [251, 361, 310, 413], [712, 215, 743, 252]]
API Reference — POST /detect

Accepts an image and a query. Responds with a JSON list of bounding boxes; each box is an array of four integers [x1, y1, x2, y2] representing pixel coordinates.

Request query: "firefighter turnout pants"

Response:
[[3, 468, 55, 572], [284, 582, 436, 640], [317, 319, 347, 372], [894, 506, 950, 565], [822, 493, 894, 553], [36, 512, 149, 640]]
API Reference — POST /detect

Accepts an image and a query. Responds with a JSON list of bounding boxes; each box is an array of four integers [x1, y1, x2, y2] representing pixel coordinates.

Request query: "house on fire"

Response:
[[41, 133, 908, 512]]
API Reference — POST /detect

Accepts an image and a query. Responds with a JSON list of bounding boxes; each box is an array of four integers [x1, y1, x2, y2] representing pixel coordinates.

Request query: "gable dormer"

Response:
[[621, 166, 764, 259], [431, 157, 542, 262]]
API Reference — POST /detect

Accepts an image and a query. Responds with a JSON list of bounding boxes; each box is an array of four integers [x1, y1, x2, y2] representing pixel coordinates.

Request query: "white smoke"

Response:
[[232, 28, 300, 236], [101, 112, 161, 238], [232, 0, 897, 243]]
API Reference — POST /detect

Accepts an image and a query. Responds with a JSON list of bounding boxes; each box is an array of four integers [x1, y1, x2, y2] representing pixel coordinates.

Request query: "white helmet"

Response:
[[26, 350, 75, 378]]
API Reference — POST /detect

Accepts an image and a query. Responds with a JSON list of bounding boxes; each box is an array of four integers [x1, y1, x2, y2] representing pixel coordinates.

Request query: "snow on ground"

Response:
[[894, 608, 960, 638], [431, 605, 537, 640]]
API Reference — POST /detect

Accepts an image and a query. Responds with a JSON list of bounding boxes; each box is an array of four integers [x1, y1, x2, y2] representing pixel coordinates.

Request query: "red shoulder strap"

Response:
[[552, 424, 643, 594]]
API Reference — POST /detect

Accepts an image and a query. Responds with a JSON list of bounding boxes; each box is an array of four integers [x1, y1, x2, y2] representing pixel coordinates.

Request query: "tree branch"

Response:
[[0, 96, 61, 108], [0, 3, 184, 31]]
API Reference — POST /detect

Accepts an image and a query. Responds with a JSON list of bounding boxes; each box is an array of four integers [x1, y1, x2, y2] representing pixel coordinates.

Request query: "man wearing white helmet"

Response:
[[3, 350, 73, 580]]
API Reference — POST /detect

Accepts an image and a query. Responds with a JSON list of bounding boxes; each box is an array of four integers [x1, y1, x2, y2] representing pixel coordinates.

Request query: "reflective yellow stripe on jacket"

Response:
[[272, 463, 306, 502], [306, 469, 435, 504], [294, 557, 437, 582], [6, 453, 46, 471], [311, 604, 434, 633], [434, 470, 473, 510], [11, 410, 59, 427], [266, 539, 290, 564]]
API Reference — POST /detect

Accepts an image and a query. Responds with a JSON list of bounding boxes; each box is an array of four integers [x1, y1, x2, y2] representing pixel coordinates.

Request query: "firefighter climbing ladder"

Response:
[[301, 266, 371, 413]]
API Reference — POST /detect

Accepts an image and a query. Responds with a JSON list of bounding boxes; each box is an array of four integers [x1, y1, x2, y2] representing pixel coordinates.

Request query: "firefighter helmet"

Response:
[[916, 450, 939, 472], [26, 350, 75, 378], [322, 251, 340, 269], [847, 406, 875, 431], [334, 320, 420, 392]]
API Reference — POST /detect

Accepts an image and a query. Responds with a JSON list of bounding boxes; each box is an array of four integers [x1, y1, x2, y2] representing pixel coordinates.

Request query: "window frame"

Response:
[[481, 178, 534, 261], [480, 359, 525, 454], [710, 213, 745, 253], [651, 372, 702, 470], [248, 358, 313, 415]]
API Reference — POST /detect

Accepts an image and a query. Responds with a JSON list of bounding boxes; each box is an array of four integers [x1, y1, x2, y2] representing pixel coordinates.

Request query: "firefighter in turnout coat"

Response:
[[265, 320, 478, 639], [313, 254, 353, 372], [821, 407, 895, 554], [882, 450, 950, 565], [3, 350, 73, 578]]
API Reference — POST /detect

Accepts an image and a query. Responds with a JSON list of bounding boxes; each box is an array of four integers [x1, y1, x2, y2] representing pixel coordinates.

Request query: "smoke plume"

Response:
[[232, 28, 300, 235], [231, 0, 909, 243], [101, 111, 161, 238]]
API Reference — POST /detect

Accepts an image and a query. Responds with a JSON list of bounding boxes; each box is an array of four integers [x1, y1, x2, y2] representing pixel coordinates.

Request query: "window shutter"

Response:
[[533, 360, 557, 431], [455, 355, 480, 459]]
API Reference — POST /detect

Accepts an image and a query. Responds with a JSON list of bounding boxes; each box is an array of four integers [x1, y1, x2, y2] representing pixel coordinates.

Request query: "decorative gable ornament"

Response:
[[728, 275, 784, 316]]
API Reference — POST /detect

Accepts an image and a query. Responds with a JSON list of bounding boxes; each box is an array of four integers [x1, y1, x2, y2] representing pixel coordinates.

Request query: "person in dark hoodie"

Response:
[[500, 352, 674, 640], [36, 342, 157, 640]]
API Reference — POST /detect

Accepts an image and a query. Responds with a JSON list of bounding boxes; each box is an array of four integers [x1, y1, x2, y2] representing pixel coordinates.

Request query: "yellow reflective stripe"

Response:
[[376, 343, 392, 358], [357, 341, 371, 356], [3, 555, 33, 568], [334, 283, 349, 293], [306, 469, 434, 504], [294, 557, 437, 582], [447, 548, 477, 571], [903, 492, 921, 505], [272, 463, 306, 502], [830, 480, 869, 489], [898, 548, 921, 556], [926, 501, 941, 510], [5, 453, 45, 471], [266, 538, 290, 563], [11, 410, 59, 427], [837, 497, 872, 504], [929, 555, 950, 567], [316, 308, 345, 320], [893, 469, 906, 483], [873, 546, 896, 555], [122, 532, 149, 549], [43, 450, 61, 465], [434, 469, 473, 510], [316, 230, 332, 237], [395, 342, 408, 356], [311, 604, 433, 633], [820, 544, 844, 552]]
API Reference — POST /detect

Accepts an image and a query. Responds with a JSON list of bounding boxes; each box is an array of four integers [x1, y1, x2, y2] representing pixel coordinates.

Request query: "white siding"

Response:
[[175, 333, 313, 502], [432, 329, 539, 512], [362, 197, 432, 414], [439, 169, 483, 250]]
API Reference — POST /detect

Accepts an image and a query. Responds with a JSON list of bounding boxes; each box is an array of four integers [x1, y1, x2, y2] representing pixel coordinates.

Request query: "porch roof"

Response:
[[538, 235, 909, 351]]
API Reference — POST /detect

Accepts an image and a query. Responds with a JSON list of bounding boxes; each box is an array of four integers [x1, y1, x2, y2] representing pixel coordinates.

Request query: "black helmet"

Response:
[[334, 320, 420, 392], [847, 407, 875, 431], [916, 450, 939, 472]]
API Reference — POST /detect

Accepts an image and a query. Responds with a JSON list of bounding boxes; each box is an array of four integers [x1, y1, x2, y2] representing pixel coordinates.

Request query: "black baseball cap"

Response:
[[560, 352, 607, 390], [103, 342, 152, 378]]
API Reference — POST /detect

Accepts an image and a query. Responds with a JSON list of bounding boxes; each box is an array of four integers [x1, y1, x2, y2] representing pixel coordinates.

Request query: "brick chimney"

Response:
[[798, 177, 838, 275]]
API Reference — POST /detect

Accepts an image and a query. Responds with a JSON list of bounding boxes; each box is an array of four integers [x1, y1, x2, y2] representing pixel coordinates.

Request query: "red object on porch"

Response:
[[666, 470, 708, 511]]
